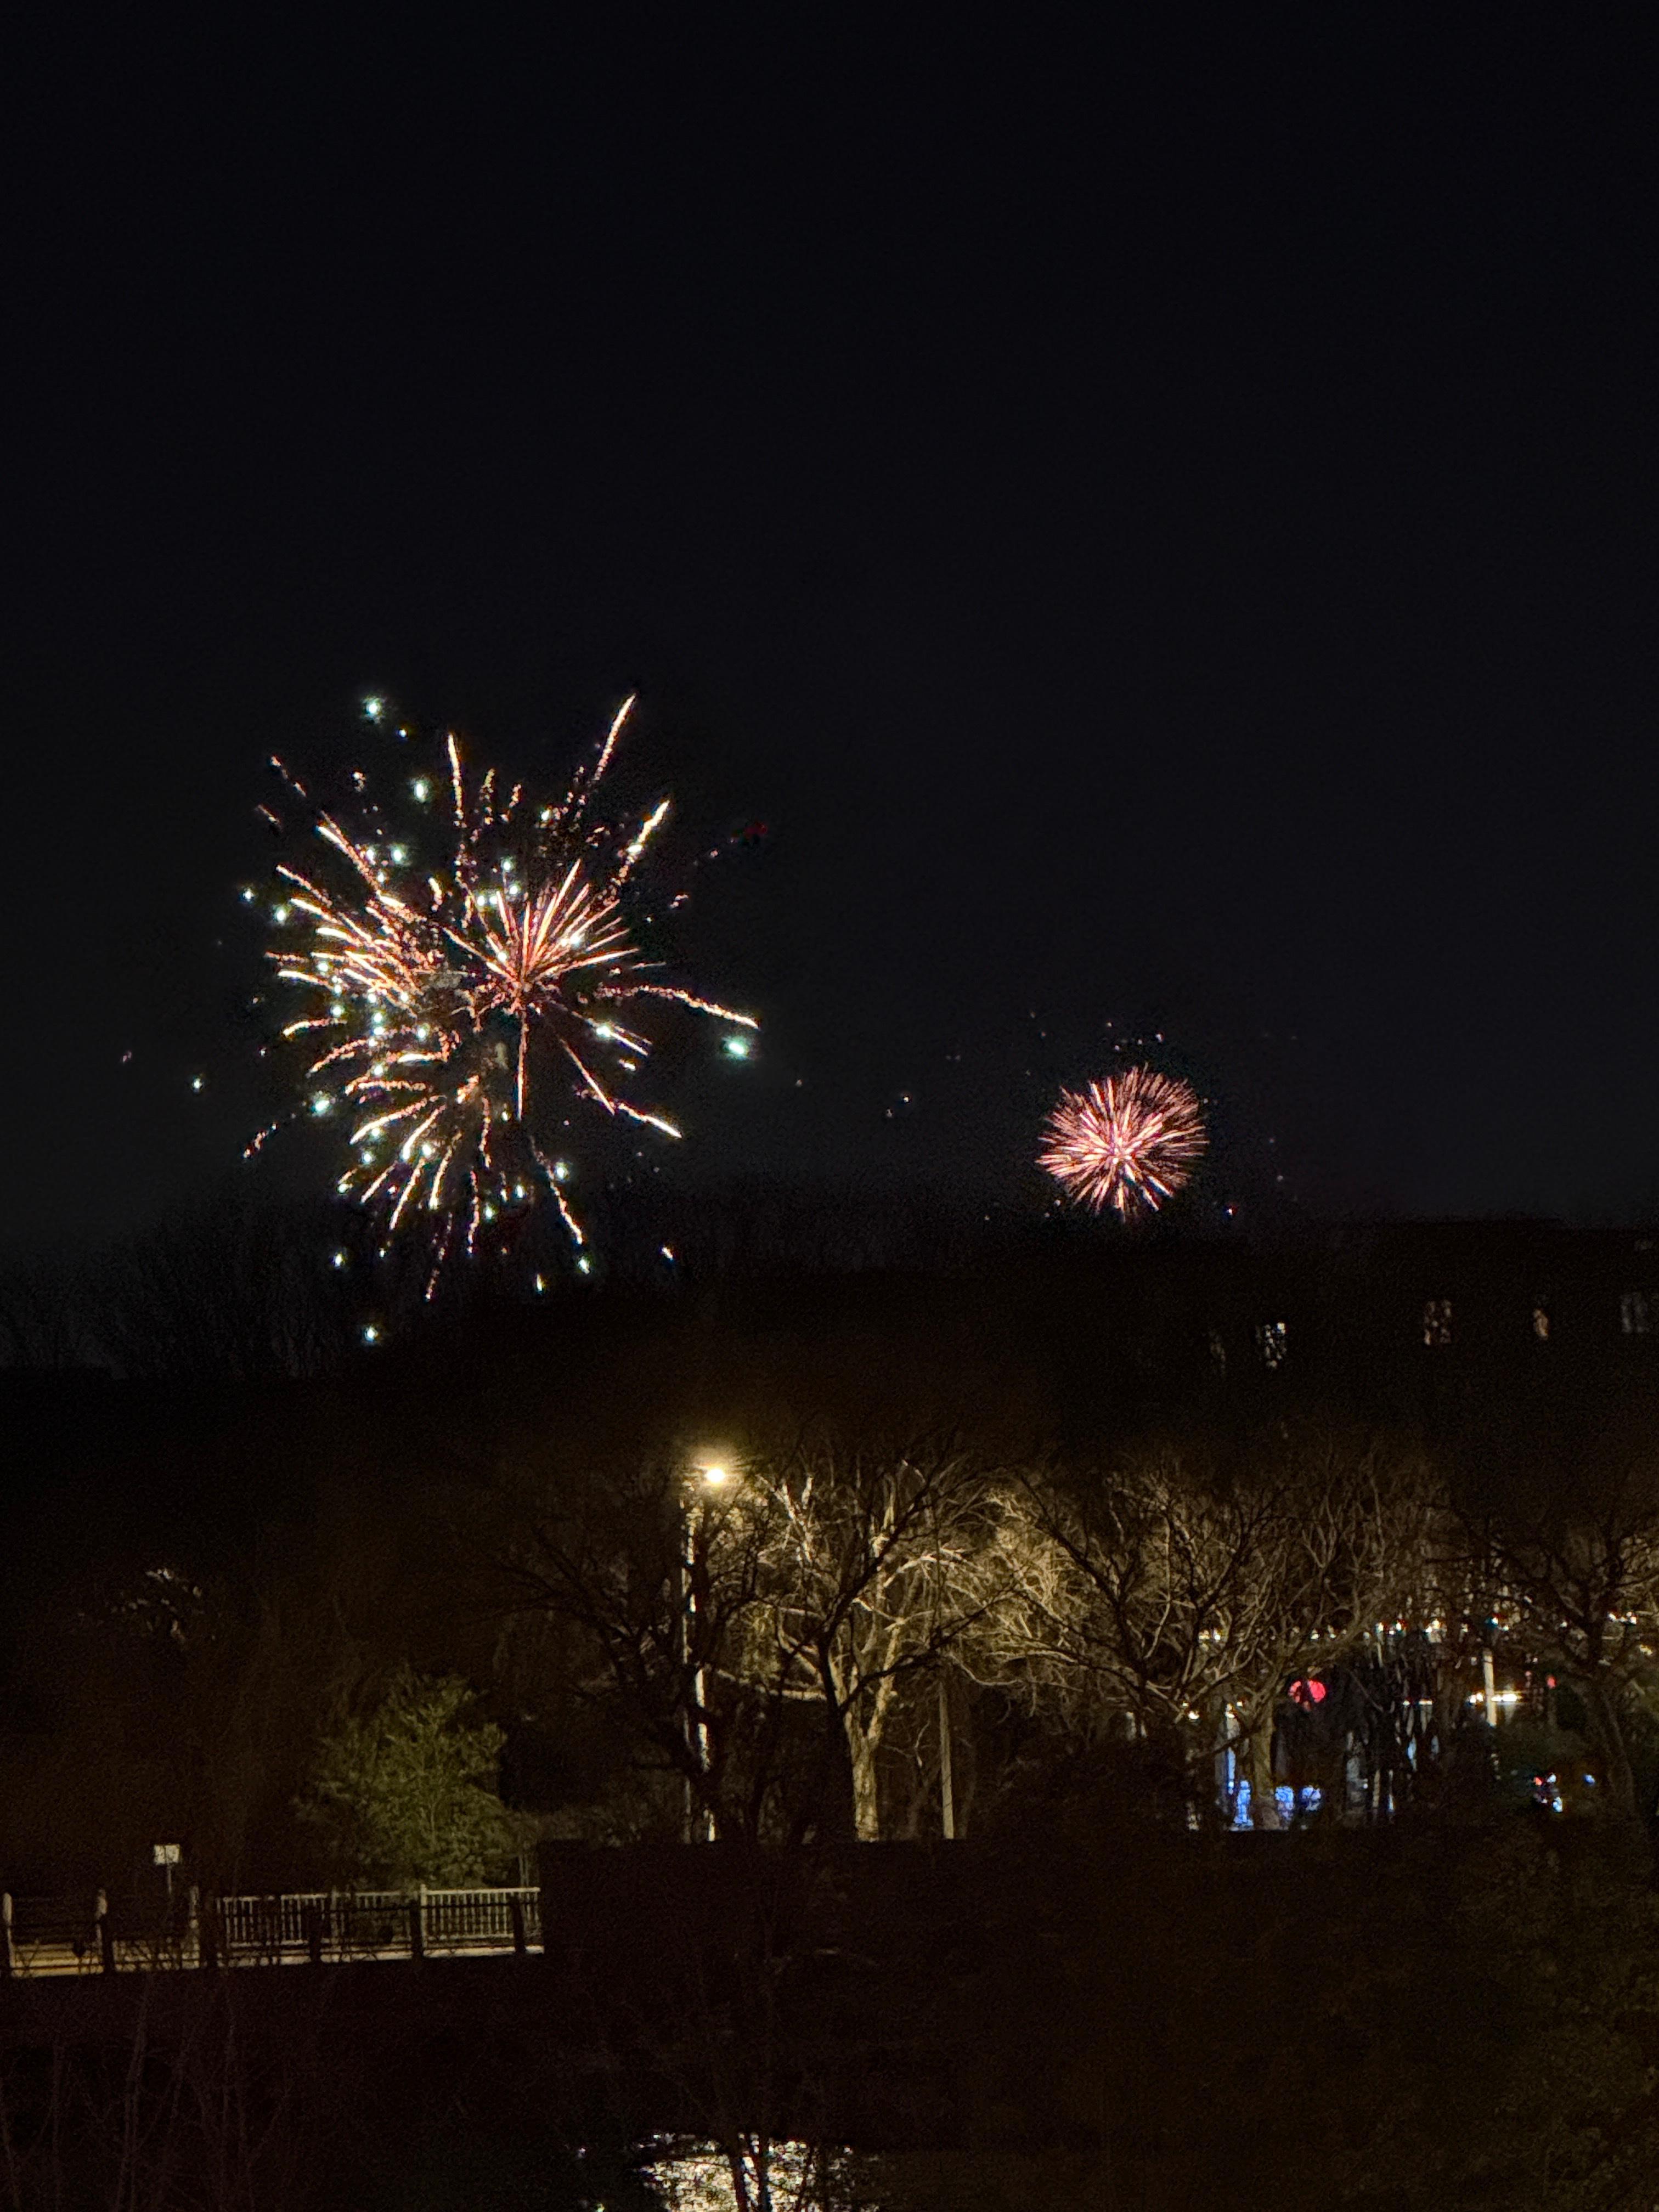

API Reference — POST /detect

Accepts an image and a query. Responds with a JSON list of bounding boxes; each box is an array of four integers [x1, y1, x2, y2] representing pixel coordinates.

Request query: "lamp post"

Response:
[[681, 1459, 729, 1843]]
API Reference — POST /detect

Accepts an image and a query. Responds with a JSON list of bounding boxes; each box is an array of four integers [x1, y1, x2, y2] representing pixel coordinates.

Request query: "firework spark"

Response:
[[1039, 1067, 1206, 1219], [253, 697, 757, 1287]]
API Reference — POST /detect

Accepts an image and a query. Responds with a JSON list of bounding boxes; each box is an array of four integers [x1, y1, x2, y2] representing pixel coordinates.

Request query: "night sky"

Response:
[[7, 15, 1659, 1259]]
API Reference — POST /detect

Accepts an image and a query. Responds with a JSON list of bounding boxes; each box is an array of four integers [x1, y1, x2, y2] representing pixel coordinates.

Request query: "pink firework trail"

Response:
[[252, 697, 757, 1289], [1039, 1068, 1207, 1219]]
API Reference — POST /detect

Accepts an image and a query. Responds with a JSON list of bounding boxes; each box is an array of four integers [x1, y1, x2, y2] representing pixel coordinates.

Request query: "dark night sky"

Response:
[[5, 14, 1659, 1256]]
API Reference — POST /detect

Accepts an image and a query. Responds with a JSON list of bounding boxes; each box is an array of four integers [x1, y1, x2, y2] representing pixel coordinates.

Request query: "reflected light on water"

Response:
[[646, 2139, 850, 2210]]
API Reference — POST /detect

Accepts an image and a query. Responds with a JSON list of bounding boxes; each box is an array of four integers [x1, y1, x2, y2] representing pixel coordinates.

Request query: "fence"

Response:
[[0, 1886, 541, 1977], [211, 1886, 541, 1963]]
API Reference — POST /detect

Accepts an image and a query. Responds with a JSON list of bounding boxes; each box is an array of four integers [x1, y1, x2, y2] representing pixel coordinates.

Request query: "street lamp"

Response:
[[681, 1457, 731, 1842]]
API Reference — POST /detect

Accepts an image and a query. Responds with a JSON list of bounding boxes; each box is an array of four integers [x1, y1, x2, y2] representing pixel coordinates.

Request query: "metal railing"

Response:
[[0, 1886, 541, 1977], [1, 1892, 108, 1976], [211, 1886, 541, 1962]]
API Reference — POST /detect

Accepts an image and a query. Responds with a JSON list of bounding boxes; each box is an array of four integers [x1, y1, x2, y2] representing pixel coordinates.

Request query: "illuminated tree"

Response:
[[1331, 1497, 1505, 1821], [1479, 1471, 1659, 1816], [1004, 1427, 1429, 1827], [500, 1436, 1012, 1843], [297, 1666, 527, 1887], [732, 1435, 1011, 1842]]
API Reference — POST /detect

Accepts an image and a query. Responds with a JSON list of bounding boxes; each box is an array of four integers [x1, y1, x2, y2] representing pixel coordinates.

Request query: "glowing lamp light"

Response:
[[696, 1462, 731, 1487], [723, 1034, 751, 1059], [363, 697, 385, 722]]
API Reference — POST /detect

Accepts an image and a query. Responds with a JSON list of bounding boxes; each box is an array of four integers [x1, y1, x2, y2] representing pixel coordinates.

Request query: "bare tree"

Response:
[[0, 1255, 97, 1370], [500, 1453, 778, 1841], [732, 1435, 1011, 1842], [1005, 1425, 1429, 1828], [1479, 1467, 1659, 1816], [498, 1435, 1013, 1844], [1328, 1493, 1514, 1821], [92, 1200, 367, 1379]]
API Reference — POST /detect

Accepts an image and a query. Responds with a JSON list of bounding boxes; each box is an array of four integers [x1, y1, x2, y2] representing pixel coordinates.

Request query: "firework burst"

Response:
[[1039, 1067, 1206, 1219], [251, 697, 757, 1288]]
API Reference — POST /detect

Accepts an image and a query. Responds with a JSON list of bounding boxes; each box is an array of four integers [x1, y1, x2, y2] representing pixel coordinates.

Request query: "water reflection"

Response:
[[645, 2138, 857, 2210]]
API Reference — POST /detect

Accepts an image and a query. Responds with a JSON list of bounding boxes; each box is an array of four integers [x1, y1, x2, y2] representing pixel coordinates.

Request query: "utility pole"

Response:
[[938, 1669, 956, 1840]]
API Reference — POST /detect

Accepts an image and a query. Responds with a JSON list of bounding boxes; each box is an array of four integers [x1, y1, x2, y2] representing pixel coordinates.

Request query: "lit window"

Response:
[[1256, 1320, 1288, 1370], [1621, 1290, 1650, 1336], [1532, 1302, 1550, 1342], [1423, 1298, 1453, 1348]]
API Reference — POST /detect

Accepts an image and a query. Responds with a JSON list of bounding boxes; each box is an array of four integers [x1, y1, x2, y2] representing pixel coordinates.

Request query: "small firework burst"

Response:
[[251, 696, 757, 1290], [1039, 1066, 1206, 1219]]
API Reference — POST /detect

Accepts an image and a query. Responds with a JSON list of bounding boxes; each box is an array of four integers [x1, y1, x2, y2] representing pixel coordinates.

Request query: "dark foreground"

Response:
[[4, 1820, 1657, 2210]]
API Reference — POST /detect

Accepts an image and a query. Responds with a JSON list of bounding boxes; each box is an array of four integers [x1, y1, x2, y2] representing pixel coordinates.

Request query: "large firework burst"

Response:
[[250, 697, 756, 1286], [1039, 1067, 1206, 1219]]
